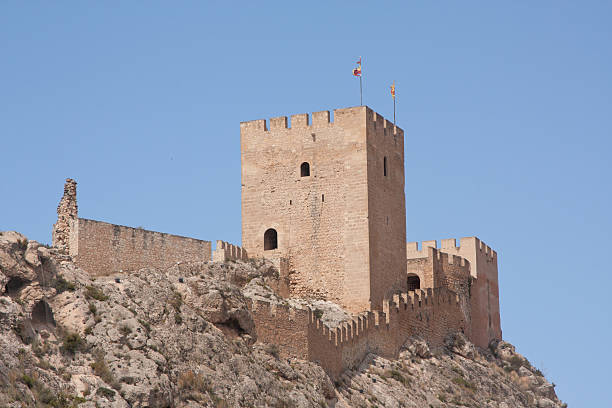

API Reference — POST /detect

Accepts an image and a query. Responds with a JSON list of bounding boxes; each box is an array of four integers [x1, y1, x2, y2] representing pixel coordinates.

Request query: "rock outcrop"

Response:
[[0, 231, 566, 407]]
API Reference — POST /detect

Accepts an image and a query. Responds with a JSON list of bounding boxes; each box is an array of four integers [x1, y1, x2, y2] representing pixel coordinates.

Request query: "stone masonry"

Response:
[[52, 179, 211, 276], [52, 104, 503, 378], [407, 238, 502, 348], [241, 106, 407, 313]]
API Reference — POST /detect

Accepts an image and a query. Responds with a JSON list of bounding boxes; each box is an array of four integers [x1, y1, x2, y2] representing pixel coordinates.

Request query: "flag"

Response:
[[353, 56, 362, 77], [390, 81, 395, 99]]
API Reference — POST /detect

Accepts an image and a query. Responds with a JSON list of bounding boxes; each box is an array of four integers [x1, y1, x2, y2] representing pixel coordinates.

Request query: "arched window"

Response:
[[300, 162, 310, 177], [407, 274, 420, 291], [264, 228, 278, 250], [383, 156, 388, 177]]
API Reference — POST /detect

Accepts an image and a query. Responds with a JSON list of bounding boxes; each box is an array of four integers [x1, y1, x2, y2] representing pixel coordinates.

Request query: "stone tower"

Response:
[[241, 106, 407, 312]]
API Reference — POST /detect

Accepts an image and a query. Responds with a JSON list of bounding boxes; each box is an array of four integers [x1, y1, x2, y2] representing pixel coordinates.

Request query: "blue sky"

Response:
[[1, 2, 611, 405]]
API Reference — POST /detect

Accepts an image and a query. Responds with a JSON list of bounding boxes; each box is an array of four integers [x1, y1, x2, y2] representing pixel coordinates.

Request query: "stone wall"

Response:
[[406, 237, 501, 348], [249, 286, 465, 380], [53, 179, 212, 276], [74, 219, 211, 276], [241, 106, 406, 312], [212, 240, 248, 262]]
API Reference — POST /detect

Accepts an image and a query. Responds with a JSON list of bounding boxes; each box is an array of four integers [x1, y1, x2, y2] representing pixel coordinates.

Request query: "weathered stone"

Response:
[[405, 338, 432, 358], [24, 241, 41, 267]]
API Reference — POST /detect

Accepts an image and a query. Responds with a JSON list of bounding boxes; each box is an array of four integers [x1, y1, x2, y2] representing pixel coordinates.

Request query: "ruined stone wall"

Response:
[[53, 179, 212, 277], [249, 287, 465, 379], [406, 237, 501, 348], [241, 106, 406, 313], [52, 178, 78, 255], [74, 219, 211, 276]]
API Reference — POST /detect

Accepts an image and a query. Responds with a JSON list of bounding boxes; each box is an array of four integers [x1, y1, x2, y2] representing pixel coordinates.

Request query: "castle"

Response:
[[53, 105, 501, 378]]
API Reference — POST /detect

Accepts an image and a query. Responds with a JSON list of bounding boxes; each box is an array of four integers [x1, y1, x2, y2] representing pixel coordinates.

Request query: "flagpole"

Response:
[[393, 96, 396, 125], [360, 76, 363, 106]]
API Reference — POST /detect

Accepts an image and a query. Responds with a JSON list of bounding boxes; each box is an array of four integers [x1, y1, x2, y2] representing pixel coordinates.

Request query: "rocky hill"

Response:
[[0, 231, 565, 408]]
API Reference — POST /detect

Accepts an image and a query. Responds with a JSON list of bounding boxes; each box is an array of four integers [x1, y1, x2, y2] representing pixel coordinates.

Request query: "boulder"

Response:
[[445, 332, 475, 359], [24, 241, 41, 267], [537, 398, 557, 408], [405, 338, 432, 358]]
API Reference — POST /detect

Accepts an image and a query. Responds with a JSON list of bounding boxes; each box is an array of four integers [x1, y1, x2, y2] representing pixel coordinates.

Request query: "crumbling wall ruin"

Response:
[[53, 179, 213, 276]]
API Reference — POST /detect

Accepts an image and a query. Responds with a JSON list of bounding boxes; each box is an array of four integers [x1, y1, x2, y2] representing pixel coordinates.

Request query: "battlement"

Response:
[[249, 285, 465, 379], [407, 237, 497, 262], [240, 106, 404, 137], [212, 240, 248, 262]]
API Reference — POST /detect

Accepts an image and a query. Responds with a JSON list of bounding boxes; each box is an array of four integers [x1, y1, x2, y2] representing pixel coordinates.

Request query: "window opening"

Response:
[[264, 229, 278, 250], [407, 275, 420, 291], [300, 162, 310, 177], [383, 156, 388, 177]]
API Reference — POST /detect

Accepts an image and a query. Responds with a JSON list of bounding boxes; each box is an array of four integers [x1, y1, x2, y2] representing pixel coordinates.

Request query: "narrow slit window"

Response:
[[322, 194, 324, 202], [383, 156, 388, 177], [300, 162, 310, 177]]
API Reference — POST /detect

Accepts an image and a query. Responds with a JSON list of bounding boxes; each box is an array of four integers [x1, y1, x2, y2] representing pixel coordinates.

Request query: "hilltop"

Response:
[[0, 231, 565, 407]]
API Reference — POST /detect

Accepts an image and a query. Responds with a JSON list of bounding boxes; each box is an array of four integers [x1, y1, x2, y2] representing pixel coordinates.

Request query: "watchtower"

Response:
[[241, 106, 407, 312]]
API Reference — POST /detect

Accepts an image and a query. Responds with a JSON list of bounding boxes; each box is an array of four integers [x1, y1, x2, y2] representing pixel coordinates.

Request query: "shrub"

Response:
[[452, 376, 477, 391], [36, 358, 52, 370], [119, 325, 132, 336], [383, 369, 410, 386], [17, 238, 28, 250], [178, 370, 211, 392], [61, 332, 84, 355], [96, 386, 116, 399], [90, 350, 119, 390], [169, 291, 183, 312], [265, 343, 280, 358], [138, 319, 151, 333], [313, 309, 324, 319], [88, 303, 97, 315], [52, 275, 76, 293], [509, 355, 524, 371], [174, 313, 183, 325], [85, 286, 108, 301], [21, 374, 35, 388]]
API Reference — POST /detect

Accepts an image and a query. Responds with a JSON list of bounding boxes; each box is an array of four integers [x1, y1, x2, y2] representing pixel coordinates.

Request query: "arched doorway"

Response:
[[407, 274, 420, 291], [264, 229, 278, 250]]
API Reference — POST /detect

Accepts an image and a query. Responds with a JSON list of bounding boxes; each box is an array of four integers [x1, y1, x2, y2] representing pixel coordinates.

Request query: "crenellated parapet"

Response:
[[407, 237, 497, 263], [406, 236, 501, 349], [248, 286, 465, 379], [240, 106, 404, 139], [212, 240, 248, 262]]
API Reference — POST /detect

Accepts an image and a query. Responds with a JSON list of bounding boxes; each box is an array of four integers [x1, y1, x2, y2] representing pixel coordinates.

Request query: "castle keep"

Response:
[[53, 105, 502, 378], [241, 106, 407, 312]]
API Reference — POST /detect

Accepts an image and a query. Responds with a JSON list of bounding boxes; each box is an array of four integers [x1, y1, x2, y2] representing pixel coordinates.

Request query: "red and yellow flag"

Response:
[[390, 81, 395, 99], [353, 57, 362, 77]]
